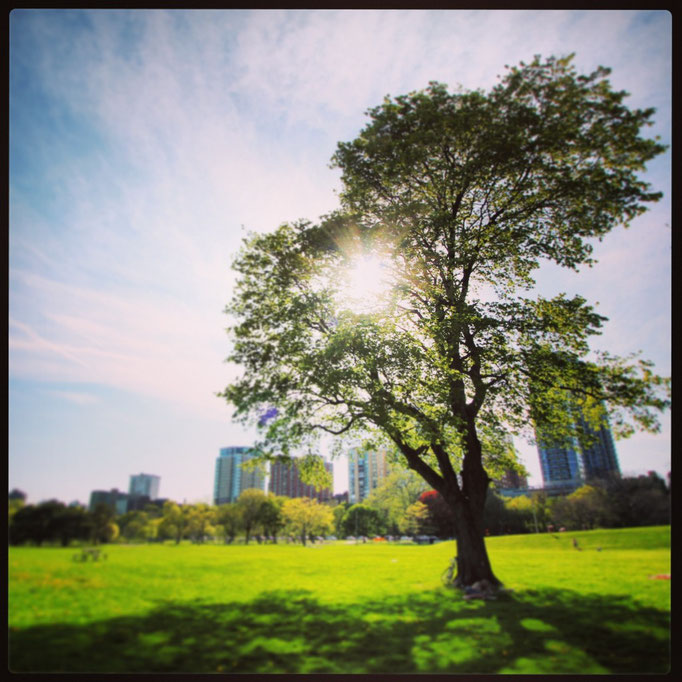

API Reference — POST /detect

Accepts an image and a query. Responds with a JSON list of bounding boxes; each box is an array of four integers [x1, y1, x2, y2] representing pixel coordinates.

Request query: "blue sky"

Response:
[[9, 9, 671, 505]]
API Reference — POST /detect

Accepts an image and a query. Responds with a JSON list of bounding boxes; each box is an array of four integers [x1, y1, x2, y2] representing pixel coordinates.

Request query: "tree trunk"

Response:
[[449, 496, 502, 589], [442, 413, 503, 589]]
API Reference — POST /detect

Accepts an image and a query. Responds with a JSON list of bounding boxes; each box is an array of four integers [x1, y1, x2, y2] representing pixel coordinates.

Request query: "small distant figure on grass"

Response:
[[73, 547, 106, 562], [572, 538, 581, 551]]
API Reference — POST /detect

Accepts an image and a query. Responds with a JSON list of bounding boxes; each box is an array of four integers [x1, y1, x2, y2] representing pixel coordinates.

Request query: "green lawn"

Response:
[[8, 526, 670, 673]]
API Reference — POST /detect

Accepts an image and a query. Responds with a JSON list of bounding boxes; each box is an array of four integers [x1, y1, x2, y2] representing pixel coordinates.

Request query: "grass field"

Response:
[[8, 526, 670, 674]]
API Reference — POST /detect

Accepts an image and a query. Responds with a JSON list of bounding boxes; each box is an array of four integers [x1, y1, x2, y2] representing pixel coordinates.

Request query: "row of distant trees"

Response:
[[9, 496, 120, 546], [8, 489, 335, 547], [309, 469, 671, 539], [486, 471, 671, 535], [313, 469, 670, 538], [8, 470, 669, 547], [410, 471, 670, 538]]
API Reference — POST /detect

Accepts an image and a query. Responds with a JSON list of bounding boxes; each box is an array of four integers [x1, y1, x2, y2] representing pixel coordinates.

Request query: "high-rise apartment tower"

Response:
[[348, 448, 391, 504], [536, 408, 620, 491], [214, 446, 266, 505], [269, 457, 333, 502], [129, 473, 160, 500]]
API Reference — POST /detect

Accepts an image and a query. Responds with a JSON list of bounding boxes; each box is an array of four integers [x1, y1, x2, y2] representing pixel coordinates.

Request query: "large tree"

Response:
[[222, 55, 669, 589]]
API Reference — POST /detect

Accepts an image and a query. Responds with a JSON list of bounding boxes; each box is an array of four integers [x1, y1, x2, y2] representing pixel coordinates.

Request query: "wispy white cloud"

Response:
[[9, 317, 92, 370], [46, 389, 101, 406], [9, 267, 239, 419], [226, 10, 669, 133]]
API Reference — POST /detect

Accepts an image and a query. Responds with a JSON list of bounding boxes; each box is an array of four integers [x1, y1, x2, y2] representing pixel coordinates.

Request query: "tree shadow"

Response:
[[9, 587, 670, 674]]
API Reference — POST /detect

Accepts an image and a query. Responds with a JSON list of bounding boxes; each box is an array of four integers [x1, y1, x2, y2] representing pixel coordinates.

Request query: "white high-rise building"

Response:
[[129, 473, 160, 500]]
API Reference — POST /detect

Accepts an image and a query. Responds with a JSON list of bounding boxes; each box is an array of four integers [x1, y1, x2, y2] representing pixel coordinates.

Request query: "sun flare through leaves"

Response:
[[334, 253, 394, 315]]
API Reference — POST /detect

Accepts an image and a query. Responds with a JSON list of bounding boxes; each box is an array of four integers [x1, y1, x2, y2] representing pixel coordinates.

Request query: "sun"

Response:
[[335, 254, 393, 313]]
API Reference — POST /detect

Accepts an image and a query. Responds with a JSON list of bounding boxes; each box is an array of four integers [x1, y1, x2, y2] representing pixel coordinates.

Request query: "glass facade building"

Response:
[[536, 409, 620, 491], [537, 438, 585, 491], [575, 413, 620, 480], [348, 448, 391, 504], [88, 489, 129, 515], [129, 473, 160, 500], [213, 446, 266, 505]]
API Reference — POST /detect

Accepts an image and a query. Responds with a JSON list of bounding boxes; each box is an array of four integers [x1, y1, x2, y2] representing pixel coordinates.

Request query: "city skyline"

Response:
[[9, 9, 671, 505], [18, 429, 664, 512]]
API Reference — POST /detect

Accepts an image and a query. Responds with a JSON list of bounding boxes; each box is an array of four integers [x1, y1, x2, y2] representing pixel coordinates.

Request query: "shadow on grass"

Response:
[[9, 587, 670, 674]]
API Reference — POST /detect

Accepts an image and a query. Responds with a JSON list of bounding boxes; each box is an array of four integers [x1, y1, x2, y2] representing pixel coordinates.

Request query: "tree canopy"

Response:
[[221, 54, 669, 588], [364, 469, 428, 535], [281, 497, 333, 545]]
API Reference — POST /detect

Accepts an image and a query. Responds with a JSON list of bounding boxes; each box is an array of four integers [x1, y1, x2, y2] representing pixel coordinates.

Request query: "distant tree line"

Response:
[[313, 470, 670, 539], [316, 470, 670, 539], [482, 471, 670, 536], [8, 471, 669, 546], [8, 489, 334, 547], [9, 496, 120, 546]]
